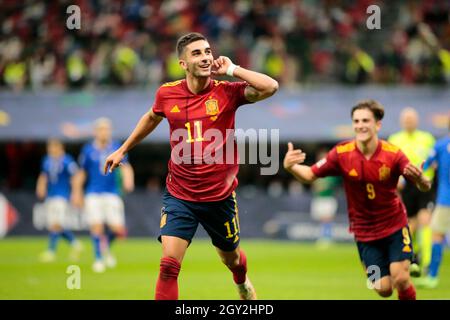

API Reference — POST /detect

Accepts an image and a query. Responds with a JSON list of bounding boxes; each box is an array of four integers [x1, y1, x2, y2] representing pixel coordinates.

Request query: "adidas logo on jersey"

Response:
[[349, 169, 358, 177], [170, 105, 180, 113]]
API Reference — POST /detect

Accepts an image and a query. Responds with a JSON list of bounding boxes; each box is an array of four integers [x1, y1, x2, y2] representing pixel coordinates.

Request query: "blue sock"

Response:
[[322, 222, 333, 240], [61, 230, 76, 244], [106, 230, 117, 248], [48, 231, 61, 252], [92, 235, 102, 260], [429, 241, 444, 278]]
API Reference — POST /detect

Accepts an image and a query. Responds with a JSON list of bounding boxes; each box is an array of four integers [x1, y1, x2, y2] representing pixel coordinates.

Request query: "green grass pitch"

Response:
[[1, 237, 449, 299]]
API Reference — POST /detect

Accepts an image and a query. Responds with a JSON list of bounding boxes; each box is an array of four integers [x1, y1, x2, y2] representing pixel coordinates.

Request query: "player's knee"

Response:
[[376, 287, 393, 298], [159, 256, 181, 279], [221, 255, 240, 269], [392, 272, 410, 289], [220, 251, 239, 269]]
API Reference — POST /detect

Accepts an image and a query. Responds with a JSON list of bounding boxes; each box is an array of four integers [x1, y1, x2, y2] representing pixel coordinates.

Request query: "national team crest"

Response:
[[205, 98, 219, 116], [379, 164, 390, 181]]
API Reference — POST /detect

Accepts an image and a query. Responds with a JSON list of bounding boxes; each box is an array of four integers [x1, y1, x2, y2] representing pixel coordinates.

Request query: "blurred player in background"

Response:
[[104, 32, 278, 300], [36, 138, 82, 262], [310, 148, 341, 248], [417, 117, 450, 288], [72, 118, 134, 273], [284, 100, 431, 300], [388, 107, 436, 276]]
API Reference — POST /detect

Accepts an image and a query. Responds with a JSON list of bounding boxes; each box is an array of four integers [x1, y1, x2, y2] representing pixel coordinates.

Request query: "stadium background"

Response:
[[0, 0, 449, 299]]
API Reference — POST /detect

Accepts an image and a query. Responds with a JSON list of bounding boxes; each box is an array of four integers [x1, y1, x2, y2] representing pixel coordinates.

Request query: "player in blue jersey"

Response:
[[417, 118, 450, 288], [36, 139, 82, 262], [72, 118, 134, 273]]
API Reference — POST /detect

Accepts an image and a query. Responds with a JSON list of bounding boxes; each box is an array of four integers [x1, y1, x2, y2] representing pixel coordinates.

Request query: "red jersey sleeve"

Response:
[[226, 81, 253, 109], [311, 146, 341, 177], [151, 87, 165, 117]]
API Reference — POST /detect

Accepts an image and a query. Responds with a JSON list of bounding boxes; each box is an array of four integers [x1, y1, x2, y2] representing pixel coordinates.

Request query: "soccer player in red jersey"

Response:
[[103, 32, 278, 300], [283, 100, 431, 300]]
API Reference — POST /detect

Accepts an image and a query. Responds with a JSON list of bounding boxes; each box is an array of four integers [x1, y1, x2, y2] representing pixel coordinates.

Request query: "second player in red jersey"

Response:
[[283, 100, 431, 300], [311, 139, 410, 242]]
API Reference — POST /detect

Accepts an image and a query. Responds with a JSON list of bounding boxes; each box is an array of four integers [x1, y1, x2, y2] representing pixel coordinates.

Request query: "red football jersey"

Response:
[[311, 140, 410, 242], [152, 79, 251, 202]]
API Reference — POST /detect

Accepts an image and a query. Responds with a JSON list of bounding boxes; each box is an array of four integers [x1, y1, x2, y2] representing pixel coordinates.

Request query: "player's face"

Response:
[[180, 40, 213, 78], [47, 140, 63, 158], [352, 109, 381, 143], [95, 124, 112, 144]]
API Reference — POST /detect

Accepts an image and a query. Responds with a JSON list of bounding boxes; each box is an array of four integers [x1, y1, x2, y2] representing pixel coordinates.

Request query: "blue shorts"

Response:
[[356, 226, 414, 279], [158, 189, 240, 252]]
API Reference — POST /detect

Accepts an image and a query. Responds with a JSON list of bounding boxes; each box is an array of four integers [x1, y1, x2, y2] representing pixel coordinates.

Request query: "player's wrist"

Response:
[[226, 63, 240, 77]]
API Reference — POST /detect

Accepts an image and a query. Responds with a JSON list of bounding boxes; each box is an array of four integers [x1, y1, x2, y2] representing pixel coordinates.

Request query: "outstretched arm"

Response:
[[283, 142, 318, 184], [212, 56, 279, 102], [104, 110, 163, 174]]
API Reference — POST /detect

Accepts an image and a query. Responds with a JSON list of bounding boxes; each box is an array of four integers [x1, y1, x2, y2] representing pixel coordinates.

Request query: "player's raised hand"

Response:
[[403, 162, 423, 181], [211, 56, 233, 76], [403, 162, 431, 192], [103, 150, 125, 175], [283, 142, 306, 171]]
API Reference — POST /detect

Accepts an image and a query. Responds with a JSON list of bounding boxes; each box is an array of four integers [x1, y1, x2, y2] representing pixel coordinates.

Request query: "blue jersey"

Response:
[[423, 136, 450, 206], [79, 141, 128, 195], [42, 154, 78, 200]]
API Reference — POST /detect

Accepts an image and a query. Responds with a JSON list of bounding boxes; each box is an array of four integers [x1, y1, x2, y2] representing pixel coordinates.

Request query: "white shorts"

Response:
[[310, 196, 338, 221], [431, 205, 450, 234], [84, 193, 125, 227], [45, 197, 69, 228]]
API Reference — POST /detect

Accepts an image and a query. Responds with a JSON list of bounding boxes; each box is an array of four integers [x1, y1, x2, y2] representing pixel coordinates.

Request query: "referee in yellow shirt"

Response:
[[388, 107, 436, 277]]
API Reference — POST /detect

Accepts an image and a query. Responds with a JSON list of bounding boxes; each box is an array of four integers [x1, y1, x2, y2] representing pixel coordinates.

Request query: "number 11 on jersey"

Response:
[[185, 121, 204, 143]]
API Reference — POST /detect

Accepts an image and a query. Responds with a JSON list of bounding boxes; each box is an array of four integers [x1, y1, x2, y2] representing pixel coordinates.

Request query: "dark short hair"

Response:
[[176, 32, 207, 57], [351, 99, 385, 121]]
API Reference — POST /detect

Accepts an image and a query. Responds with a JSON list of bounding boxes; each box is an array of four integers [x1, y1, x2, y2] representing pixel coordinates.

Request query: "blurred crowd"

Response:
[[1, 0, 450, 91]]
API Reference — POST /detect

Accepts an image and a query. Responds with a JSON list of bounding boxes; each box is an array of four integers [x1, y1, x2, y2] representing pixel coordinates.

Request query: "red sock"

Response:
[[155, 257, 181, 300], [398, 284, 416, 300], [229, 250, 247, 285]]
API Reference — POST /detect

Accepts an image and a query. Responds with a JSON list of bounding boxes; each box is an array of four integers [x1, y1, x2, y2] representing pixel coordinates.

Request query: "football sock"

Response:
[[48, 231, 60, 252], [92, 235, 102, 260], [61, 230, 76, 244], [429, 241, 444, 278], [398, 284, 416, 300], [155, 257, 181, 300], [229, 249, 247, 285]]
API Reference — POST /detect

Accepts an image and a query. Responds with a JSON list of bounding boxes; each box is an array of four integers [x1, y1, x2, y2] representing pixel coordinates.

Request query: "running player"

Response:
[[283, 100, 431, 300]]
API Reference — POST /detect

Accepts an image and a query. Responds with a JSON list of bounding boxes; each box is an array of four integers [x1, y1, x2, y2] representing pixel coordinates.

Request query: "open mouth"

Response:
[[199, 64, 211, 70]]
